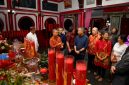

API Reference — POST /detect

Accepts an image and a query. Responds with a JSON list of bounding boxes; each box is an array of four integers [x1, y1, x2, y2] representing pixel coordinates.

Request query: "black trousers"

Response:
[[68, 50, 76, 68], [74, 52, 85, 68], [68, 50, 75, 56], [88, 54, 96, 72], [97, 66, 106, 78], [112, 75, 128, 85]]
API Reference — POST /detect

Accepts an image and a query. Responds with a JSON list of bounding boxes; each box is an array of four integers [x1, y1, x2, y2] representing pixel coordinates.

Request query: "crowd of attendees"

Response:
[[49, 26, 129, 85], [0, 26, 129, 85]]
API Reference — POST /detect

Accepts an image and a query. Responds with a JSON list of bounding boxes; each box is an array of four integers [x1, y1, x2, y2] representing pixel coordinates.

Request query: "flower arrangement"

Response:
[[0, 40, 11, 53], [0, 53, 24, 85], [0, 69, 23, 85], [0, 39, 50, 84], [39, 51, 48, 81]]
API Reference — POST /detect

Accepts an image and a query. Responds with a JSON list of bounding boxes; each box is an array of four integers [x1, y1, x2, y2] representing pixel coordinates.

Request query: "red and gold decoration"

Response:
[[64, 55, 74, 85], [24, 38, 36, 59], [56, 51, 64, 85], [64, 0, 72, 8], [76, 60, 87, 85]]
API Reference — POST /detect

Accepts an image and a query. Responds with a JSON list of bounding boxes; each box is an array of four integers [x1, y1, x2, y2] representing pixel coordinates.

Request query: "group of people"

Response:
[[49, 27, 129, 85], [0, 25, 129, 84], [49, 27, 88, 61]]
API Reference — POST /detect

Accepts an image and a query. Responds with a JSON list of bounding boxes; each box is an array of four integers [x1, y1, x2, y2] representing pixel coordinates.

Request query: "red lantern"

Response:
[[43, 0, 48, 3], [78, 0, 84, 9], [96, 0, 102, 6]]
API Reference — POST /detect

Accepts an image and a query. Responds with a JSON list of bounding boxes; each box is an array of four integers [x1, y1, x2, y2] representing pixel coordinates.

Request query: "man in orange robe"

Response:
[[49, 29, 63, 51], [88, 27, 101, 74]]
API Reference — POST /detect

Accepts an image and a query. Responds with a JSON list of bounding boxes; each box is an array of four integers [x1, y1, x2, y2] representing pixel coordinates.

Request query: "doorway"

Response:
[[120, 17, 129, 35], [91, 18, 105, 30]]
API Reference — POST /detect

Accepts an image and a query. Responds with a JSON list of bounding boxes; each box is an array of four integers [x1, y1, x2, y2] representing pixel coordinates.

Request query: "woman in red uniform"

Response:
[[94, 31, 112, 81]]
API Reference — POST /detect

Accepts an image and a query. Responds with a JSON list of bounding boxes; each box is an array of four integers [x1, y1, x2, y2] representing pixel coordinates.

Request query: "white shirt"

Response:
[[26, 32, 39, 52], [113, 42, 128, 62]]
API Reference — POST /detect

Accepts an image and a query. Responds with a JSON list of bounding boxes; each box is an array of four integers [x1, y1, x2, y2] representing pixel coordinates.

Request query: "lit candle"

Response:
[[48, 49, 56, 82], [76, 60, 87, 85], [56, 52, 64, 85], [64, 56, 74, 85]]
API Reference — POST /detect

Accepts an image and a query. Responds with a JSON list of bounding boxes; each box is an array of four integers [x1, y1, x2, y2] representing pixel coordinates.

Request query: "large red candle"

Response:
[[64, 56, 74, 85], [76, 60, 87, 85], [56, 52, 64, 85], [48, 49, 56, 82]]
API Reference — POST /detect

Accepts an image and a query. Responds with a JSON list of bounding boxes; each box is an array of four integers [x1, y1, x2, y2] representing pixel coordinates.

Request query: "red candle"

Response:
[[76, 60, 87, 85], [48, 49, 56, 82], [56, 52, 64, 85], [64, 56, 74, 85]]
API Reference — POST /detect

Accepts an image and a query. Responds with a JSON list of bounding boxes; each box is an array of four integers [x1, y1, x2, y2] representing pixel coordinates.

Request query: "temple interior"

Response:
[[0, 0, 129, 85]]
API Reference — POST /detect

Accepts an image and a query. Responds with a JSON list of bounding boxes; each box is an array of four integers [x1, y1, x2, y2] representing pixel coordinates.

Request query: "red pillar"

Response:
[[81, 11, 85, 27], [79, 11, 85, 27], [59, 14, 61, 27], [7, 0, 14, 31], [38, 0, 41, 30], [7, 0, 12, 9], [59, 14, 64, 28], [8, 13, 14, 31]]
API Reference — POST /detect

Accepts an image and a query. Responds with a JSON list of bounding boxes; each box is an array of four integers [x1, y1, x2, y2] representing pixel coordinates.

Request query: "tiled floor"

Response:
[[41, 70, 111, 85], [87, 71, 111, 85]]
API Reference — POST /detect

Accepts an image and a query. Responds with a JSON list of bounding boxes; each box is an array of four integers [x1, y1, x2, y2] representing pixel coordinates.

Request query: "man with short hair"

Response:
[[26, 26, 39, 52], [66, 29, 76, 55], [88, 27, 101, 74], [58, 28, 66, 53], [74, 27, 88, 61]]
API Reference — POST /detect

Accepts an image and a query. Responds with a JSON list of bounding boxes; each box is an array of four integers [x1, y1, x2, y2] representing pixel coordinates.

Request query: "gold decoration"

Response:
[[64, 71, 67, 85], [56, 64, 58, 80]]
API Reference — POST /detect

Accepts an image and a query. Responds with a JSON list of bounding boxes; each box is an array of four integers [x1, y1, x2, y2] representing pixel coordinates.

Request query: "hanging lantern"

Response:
[[43, 0, 48, 3], [12, 0, 20, 8], [78, 0, 84, 9], [96, 0, 102, 6]]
